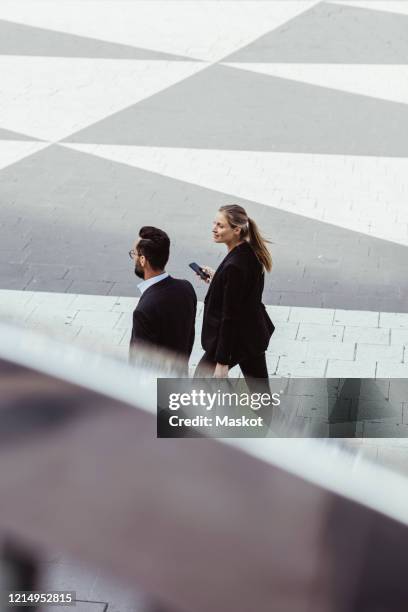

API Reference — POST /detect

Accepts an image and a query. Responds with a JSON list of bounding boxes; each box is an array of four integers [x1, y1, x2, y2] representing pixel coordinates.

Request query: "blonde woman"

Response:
[[195, 204, 274, 380]]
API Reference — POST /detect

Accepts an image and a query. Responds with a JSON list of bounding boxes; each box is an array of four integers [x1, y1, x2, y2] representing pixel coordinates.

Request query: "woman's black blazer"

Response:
[[201, 241, 274, 365]]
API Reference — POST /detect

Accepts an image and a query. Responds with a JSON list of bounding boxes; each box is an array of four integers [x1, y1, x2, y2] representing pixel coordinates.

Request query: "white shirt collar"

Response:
[[137, 272, 169, 295]]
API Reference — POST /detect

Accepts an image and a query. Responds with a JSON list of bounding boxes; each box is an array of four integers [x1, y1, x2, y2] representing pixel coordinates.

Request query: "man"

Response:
[[129, 226, 196, 370]]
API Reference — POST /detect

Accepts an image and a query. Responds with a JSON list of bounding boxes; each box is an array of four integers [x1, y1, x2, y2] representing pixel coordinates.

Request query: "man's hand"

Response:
[[214, 363, 229, 378]]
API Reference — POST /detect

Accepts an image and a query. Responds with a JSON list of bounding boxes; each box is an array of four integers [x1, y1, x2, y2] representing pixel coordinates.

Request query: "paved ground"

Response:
[[3, 289, 408, 381], [1, 1, 408, 609], [1, 0, 408, 309]]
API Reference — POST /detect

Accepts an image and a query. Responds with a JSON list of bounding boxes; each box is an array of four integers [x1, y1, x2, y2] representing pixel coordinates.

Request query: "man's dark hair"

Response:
[[137, 226, 170, 270]]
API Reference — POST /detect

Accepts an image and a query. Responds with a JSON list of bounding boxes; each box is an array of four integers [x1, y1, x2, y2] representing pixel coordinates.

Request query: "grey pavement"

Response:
[[1, 144, 407, 310], [0, 127, 41, 141], [225, 2, 408, 64], [1, 1, 408, 609], [0, 0, 407, 311], [65, 63, 408, 158], [0, 18, 198, 61]]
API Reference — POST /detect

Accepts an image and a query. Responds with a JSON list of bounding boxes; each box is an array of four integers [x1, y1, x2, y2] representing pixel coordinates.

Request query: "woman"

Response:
[[195, 204, 274, 380]]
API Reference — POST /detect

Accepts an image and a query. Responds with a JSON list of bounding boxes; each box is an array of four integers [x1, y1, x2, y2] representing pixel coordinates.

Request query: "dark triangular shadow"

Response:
[[64, 64, 408, 158], [0, 18, 200, 60], [0, 143, 407, 312], [329, 379, 362, 438], [224, 3, 408, 64], [0, 127, 41, 141]]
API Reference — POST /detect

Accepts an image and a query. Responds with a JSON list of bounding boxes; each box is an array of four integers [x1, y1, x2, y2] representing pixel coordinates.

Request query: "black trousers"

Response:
[[194, 351, 269, 389], [194, 352, 272, 429]]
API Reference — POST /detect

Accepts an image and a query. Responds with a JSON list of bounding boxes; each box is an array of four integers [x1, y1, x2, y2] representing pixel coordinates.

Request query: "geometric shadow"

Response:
[[224, 3, 408, 64], [0, 127, 41, 141], [0, 143, 407, 311], [66, 64, 408, 158], [0, 18, 198, 60]]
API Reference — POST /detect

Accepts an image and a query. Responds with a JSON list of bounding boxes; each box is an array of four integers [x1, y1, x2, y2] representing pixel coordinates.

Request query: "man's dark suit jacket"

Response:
[[130, 276, 197, 361], [202, 241, 274, 366]]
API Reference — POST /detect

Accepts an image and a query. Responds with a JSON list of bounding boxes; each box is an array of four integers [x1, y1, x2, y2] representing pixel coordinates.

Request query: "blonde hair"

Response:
[[219, 204, 272, 272]]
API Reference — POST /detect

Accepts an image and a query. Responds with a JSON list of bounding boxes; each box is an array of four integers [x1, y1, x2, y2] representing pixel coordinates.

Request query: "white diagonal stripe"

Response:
[[0, 1, 320, 62], [61, 144, 408, 246], [0, 140, 49, 170], [0, 58, 206, 142], [329, 1, 408, 17]]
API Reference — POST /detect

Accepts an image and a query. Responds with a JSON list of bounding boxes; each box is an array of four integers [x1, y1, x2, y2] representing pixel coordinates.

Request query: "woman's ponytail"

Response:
[[247, 217, 272, 272]]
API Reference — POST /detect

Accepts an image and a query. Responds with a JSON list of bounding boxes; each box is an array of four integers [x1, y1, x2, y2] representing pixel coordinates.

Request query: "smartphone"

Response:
[[189, 262, 210, 280]]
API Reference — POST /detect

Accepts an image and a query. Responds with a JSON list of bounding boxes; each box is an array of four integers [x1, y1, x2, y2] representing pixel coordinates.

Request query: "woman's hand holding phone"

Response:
[[201, 266, 215, 283], [189, 262, 214, 284]]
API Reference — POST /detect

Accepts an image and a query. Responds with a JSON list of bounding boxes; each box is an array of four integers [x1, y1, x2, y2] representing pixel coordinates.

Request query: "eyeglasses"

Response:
[[128, 249, 136, 260]]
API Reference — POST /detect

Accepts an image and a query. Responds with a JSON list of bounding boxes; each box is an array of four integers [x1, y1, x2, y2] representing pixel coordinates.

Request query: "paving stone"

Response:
[[380, 312, 408, 329], [0, 289, 34, 306], [355, 343, 404, 363], [295, 417, 365, 438], [363, 421, 408, 438], [377, 362, 408, 378], [267, 339, 308, 360], [356, 379, 390, 402], [353, 399, 403, 422], [321, 292, 386, 311], [284, 378, 341, 398], [108, 282, 140, 297], [297, 396, 351, 420], [278, 291, 324, 308], [74, 310, 122, 328], [114, 311, 134, 330], [289, 307, 334, 325], [0, 249, 31, 264], [388, 381, 408, 406], [391, 328, 408, 345], [0, 304, 36, 323], [25, 322, 82, 340], [265, 353, 279, 375], [326, 360, 376, 379], [270, 321, 299, 341], [343, 326, 390, 345], [0, 301, 35, 317], [276, 357, 327, 378], [334, 309, 379, 327], [27, 263, 69, 280], [111, 297, 139, 313], [70, 294, 118, 311], [265, 304, 290, 322], [297, 323, 344, 342], [119, 329, 132, 346], [0, 276, 33, 290], [64, 265, 131, 284], [0, 234, 31, 250], [305, 341, 355, 361], [27, 291, 77, 309], [27, 307, 78, 326], [68, 280, 115, 296], [26, 278, 74, 292]]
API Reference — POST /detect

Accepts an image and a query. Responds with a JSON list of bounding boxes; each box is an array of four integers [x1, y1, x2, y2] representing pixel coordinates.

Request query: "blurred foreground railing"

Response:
[[1, 322, 408, 612]]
